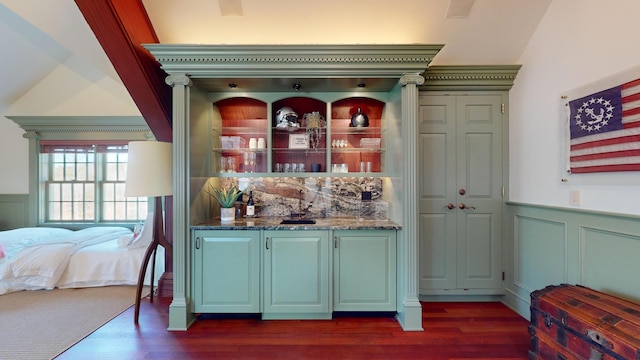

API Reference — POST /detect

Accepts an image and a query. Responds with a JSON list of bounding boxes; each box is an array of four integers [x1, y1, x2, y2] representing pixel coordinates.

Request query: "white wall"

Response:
[[0, 120, 28, 193], [510, 0, 640, 216], [0, 60, 139, 194]]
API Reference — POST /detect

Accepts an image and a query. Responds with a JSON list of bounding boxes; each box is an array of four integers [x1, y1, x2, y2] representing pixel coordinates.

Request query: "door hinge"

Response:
[[501, 187, 504, 198], [501, 103, 505, 114], [502, 271, 505, 281]]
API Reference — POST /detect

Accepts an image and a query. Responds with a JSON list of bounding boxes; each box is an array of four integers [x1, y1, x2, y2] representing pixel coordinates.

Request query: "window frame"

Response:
[[8, 116, 153, 229], [40, 142, 149, 224]]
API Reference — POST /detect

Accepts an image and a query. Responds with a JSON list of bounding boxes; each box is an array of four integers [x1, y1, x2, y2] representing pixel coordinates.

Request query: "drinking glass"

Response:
[[220, 157, 227, 173], [244, 153, 250, 173], [249, 152, 256, 173], [227, 157, 236, 172]]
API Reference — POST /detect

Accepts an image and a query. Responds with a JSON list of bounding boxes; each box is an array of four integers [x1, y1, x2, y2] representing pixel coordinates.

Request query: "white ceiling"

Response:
[[0, 0, 552, 116]]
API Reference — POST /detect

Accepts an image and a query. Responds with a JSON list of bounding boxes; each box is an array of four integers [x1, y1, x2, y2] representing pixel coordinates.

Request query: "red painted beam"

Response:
[[75, 0, 174, 281], [74, 0, 172, 142]]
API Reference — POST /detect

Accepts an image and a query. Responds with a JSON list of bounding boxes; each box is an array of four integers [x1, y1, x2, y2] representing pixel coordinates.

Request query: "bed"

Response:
[[0, 213, 163, 295]]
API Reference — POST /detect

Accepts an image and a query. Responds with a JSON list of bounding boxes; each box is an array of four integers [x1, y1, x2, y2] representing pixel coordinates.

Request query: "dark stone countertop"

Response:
[[192, 217, 401, 231]]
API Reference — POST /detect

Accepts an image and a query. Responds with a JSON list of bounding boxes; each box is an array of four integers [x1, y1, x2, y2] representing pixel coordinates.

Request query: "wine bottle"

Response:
[[246, 190, 255, 217]]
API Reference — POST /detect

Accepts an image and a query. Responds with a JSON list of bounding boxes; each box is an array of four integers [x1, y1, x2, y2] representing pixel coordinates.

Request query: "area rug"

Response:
[[0, 285, 143, 360]]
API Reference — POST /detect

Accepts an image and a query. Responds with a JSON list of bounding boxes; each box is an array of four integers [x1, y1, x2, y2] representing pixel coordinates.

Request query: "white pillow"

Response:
[[126, 212, 154, 249]]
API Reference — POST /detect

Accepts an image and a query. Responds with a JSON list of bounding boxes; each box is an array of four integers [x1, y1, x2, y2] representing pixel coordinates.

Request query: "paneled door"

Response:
[[418, 93, 504, 294]]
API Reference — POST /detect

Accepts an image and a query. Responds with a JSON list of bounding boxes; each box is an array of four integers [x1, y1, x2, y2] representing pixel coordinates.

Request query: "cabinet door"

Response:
[[263, 230, 330, 318], [333, 230, 396, 311], [418, 94, 504, 293], [193, 230, 260, 313]]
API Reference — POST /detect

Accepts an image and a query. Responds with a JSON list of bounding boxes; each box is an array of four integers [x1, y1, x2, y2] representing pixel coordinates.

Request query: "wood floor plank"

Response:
[[56, 297, 530, 359]]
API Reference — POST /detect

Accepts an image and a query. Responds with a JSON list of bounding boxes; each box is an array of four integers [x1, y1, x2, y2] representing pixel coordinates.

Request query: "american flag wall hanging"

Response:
[[566, 75, 640, 174]]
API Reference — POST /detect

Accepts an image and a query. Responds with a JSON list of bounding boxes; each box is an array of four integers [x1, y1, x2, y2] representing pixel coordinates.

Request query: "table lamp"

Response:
[[125, 140, 172, 324]]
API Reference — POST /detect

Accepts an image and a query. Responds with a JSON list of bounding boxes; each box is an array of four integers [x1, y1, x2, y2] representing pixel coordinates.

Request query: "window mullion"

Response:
[[96, 152, 103, 222]]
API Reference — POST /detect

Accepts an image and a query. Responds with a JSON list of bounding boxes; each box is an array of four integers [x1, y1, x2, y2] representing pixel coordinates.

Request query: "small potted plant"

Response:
[[204, 182, 243, 222]]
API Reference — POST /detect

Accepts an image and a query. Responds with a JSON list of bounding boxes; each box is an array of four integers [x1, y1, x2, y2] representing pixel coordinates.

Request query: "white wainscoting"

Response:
[[503, 202, 640, 319]]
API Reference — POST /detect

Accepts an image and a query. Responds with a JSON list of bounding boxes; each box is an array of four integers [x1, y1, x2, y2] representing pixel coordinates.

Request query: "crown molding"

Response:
[[143, 44, 444, 80], [421, 65, 522, 91], [8, 116, 150, 139]]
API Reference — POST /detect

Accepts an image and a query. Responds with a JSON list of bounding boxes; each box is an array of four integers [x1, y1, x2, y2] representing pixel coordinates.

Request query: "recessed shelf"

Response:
[[213, 95, 386, 178]]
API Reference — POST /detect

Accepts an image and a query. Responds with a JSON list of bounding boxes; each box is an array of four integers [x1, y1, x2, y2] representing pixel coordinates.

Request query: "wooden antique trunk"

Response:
[[529, 284, 640, 360]]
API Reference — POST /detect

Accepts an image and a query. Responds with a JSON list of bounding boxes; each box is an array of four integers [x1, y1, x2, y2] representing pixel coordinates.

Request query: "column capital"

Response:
[[165, 74, 192, 87], [22, 130, 39, 139], [399, 73, 425, 86]]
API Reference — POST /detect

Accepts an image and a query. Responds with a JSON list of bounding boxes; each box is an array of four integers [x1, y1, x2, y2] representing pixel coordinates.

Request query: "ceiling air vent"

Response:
[[446, 0, 475, 19]]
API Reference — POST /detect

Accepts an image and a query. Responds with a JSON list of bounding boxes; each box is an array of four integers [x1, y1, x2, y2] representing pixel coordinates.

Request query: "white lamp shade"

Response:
[[125, 141, 173, 197]]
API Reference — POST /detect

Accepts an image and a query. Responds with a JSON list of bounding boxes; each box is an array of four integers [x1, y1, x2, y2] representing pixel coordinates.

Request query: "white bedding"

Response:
[[0, 225, 160, 295], [57, 238, 164, 289]]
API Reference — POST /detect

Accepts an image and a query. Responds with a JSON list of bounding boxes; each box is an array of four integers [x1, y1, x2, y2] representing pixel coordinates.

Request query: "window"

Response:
[[40, 142, 148, 224]]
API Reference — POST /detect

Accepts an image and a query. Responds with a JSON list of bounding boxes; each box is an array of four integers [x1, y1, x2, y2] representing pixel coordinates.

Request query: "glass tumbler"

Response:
[[220, 157, 227, 172], [227, 157, 236, 172]]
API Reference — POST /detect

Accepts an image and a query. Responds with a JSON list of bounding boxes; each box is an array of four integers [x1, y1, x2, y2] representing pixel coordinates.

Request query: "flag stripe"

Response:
[[622, 95, 640, 106], [571, 148, 640, 162], [622, 78, 640, 89], [570, 128, 640, 147], [623, 106, 640, 118], [570, 155, 640, 167], [570, 163, 640, 173], [624, 119, 640, 128], [570, 140, 640, 156]]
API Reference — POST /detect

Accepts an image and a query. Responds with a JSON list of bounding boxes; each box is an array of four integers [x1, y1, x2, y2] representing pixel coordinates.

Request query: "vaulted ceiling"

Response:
[[0, 0, 553, 141]]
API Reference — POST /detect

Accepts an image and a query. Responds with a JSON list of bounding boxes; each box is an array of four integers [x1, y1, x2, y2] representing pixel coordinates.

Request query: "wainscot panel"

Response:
[[503, 202, 640, 320], [0, 194, 29, 230]]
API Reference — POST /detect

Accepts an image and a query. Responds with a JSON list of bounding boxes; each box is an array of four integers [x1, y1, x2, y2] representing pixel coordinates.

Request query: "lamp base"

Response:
[[134, 196, 172, 324]]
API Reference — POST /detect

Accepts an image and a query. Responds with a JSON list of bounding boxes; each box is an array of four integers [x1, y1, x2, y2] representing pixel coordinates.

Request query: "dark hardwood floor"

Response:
[[57, 296, 531, 359]]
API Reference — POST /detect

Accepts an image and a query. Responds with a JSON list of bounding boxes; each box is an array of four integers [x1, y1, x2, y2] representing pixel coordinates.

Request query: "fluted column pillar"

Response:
[[398, 73, 425, 331], [165, 74, 195, 330]]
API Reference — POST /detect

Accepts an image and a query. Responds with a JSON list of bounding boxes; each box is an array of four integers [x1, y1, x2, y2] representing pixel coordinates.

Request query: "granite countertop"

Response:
[[192, 217, 402, 230]]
